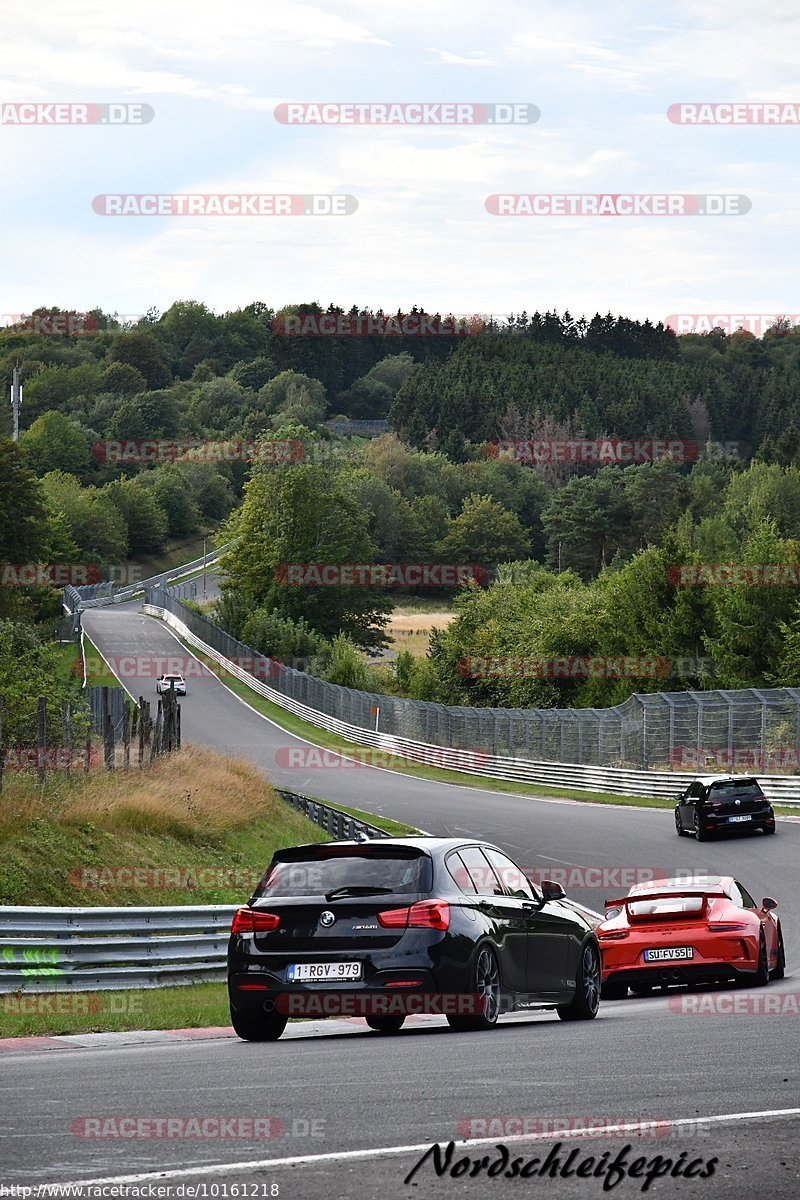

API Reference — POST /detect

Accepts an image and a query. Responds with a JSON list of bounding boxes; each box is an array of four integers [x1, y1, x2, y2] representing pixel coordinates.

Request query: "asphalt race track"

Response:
[[2, 601, 797, 1199]]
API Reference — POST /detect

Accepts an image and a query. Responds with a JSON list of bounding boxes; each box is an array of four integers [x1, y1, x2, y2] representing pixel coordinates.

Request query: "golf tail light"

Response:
[[378, 900, 450, 930], [231, 908, 280, 935]]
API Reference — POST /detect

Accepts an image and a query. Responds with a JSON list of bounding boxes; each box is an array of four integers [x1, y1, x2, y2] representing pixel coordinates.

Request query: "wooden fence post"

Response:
[[64, 702, 72, 777], [102, 686, 114, 770], [150, 698, 163, 763], [37, 697, 47, 785], [123, 701, 131, 769], [137, 698, 145, 768]]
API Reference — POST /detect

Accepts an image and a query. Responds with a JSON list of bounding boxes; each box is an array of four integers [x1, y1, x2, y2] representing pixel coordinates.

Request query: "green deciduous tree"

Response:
[[19, 411, 90, 477], [103, 478, 168, 554], [437, 494, 531, 564], [220, 463, 390, 648]]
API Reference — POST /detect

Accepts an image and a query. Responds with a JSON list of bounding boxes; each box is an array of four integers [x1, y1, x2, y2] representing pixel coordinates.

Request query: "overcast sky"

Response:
[[2, 0, 799, 327]]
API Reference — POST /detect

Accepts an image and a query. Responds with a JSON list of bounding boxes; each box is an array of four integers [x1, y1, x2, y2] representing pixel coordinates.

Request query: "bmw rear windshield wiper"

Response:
[[324, 886, 396, 901]]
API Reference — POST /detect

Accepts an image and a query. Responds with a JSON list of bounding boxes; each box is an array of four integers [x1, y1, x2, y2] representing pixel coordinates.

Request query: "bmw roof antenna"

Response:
[[354, 829, 371, 843]]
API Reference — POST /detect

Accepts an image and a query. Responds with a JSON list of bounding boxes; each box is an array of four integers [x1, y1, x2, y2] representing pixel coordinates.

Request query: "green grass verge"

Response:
[[50, 641, 82, 685], [327, 799, 419, 837], [0, 982, 229, 1038], [126, 535, 213, 581], [82, 634, 123, 689]]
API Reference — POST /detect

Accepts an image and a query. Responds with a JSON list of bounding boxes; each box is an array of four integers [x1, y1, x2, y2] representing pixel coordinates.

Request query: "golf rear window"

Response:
[[628, 896, 704, 917], [254, 848, 432, 898], [708, 779, 764, 800]]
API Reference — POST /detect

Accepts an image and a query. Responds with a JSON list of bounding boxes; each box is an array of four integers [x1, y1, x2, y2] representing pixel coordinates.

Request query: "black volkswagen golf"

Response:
[[228, 836, 601, 1041], [674, 775, 776, 840]]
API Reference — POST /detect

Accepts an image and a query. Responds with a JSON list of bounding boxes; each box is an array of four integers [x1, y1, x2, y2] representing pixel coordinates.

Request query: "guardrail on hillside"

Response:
[[0, 793, 390, 993], [141, 595, 800, 805], [63, 546, 229, 613], [278, 790, 389, 840]]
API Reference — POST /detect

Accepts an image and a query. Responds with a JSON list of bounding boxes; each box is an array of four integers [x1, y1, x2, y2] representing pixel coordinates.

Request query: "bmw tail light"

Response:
[[231, 908, 280, 935], [378, 900, 450, 930]]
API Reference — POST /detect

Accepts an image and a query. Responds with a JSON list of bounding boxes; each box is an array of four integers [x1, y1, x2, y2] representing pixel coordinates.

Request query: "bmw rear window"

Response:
[[254, 847, 432, 898]]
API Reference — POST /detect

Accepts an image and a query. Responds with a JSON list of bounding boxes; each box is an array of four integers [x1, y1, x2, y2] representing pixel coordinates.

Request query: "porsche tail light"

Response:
[[597, 930, 629, 940], [707, 922, 747, 932], [231, 908, 280, 935], [377, 900, 450, 930]]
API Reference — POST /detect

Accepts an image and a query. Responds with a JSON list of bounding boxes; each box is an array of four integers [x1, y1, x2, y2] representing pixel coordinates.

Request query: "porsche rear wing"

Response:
[[604, 890, 729, 919]]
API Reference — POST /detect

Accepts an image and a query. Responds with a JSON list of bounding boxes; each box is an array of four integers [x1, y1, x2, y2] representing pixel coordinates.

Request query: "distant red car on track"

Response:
[[597, 874, 785, 999]]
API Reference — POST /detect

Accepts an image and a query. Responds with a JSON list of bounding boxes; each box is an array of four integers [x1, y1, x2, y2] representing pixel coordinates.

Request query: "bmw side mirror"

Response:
[[541, 879, 566, 902], [675, 792, 684, 802], [762, 897, 778, 911]]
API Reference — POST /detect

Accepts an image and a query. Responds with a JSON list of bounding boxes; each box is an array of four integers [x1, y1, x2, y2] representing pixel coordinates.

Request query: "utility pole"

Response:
[[10, 361, 22, 441]]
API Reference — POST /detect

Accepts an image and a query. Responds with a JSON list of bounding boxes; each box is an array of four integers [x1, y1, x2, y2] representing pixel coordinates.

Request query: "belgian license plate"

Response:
[[728, 814, 751, 823], [286, 962, 361, 982], [643, 947, 693, 962]]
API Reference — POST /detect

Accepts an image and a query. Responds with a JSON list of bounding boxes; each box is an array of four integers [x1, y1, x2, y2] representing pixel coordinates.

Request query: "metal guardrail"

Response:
[[0, 905, 236, 993], [278, 790, 389, 840], [63, 546, 228, 613], [0, 792, 391, 993], [142, 599, 800, 805], [144, 587, 800, 780]]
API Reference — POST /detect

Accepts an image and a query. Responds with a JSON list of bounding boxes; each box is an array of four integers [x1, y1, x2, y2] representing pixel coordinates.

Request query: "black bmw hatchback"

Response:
[[227, 836, 601, 1041]]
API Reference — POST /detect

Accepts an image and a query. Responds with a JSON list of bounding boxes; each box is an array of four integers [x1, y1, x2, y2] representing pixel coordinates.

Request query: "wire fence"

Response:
[[143, 586, 800, 774], [0, 685, 180, 788], [63, 546, 227, 614]]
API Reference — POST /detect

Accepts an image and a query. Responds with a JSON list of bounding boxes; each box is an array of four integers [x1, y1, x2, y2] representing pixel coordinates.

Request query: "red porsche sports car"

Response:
[[597, 874, 785, 999]]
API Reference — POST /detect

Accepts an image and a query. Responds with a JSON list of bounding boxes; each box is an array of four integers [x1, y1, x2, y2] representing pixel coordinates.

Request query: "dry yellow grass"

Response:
[[0, 745, 276, 838], [387, 610, 456, 657]]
